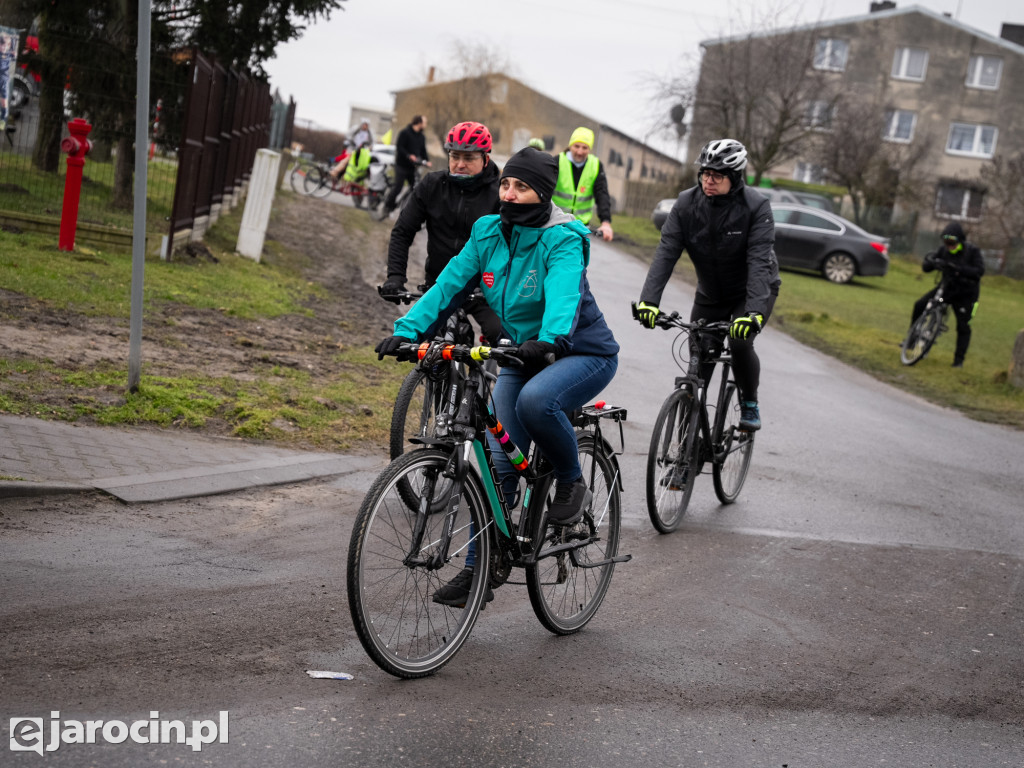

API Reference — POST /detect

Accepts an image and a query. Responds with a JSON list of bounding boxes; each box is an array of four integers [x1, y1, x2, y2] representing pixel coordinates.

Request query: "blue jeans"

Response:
[[465, 353, 617, 569]]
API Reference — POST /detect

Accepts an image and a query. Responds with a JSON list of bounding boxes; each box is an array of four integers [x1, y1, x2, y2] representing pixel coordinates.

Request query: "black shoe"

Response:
[[952, 359, 964, 368], [547, 477, 591, 527], [660, 463, 689, 491], [432, 567, 494, 608]]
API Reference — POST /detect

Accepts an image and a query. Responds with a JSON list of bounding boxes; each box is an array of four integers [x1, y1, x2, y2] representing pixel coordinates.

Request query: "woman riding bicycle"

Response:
[[376, 147, 619, 602], [634, 138, 780, 432]]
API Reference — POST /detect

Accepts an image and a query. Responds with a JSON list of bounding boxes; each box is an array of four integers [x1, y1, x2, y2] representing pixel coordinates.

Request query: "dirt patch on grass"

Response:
[[0, 193, 422, 447]]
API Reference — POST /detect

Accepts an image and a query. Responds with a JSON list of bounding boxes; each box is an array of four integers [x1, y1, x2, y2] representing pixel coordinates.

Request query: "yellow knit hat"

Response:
[[569, 126, 594, 148]]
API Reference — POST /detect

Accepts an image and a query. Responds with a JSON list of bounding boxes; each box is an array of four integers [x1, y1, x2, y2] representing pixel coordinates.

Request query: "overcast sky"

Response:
[[264, 0, 1019, 159]]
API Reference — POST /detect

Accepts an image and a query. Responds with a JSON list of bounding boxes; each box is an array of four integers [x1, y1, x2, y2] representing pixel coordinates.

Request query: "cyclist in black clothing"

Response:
[[634, 138, 780, 431], [911, 222, 984, 368], [379, 121, 503, 344], [381, 114, 431, 216]]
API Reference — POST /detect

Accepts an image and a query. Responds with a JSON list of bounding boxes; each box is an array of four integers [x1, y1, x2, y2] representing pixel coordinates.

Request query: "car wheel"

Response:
[[822, 252, 856, 284]]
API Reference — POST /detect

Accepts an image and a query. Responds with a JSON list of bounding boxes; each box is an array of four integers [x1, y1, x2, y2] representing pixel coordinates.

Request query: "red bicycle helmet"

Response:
[[445, 121, 492, 153]]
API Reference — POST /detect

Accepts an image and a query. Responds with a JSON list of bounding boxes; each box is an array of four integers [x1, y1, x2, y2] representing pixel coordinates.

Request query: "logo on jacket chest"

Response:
[[482, 272, 495, 288], [519, 270, 539, 298]]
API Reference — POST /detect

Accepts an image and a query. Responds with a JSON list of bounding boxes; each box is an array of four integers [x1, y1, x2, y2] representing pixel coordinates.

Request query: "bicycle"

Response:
[[347, 340, 630, 678], [900, 270, 951, 366], [301, 154, 393, 209], [379, 286, 493, 462], [632, 303, 756, 534], [369, 160, 429, 221]]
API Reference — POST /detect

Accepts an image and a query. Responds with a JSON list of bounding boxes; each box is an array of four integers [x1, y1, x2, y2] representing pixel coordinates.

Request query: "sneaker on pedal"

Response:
[[660, 463, 689, 491], [547, 477, 591, 527], [739, 401, 761, 431], [432, 567, 494, 608]]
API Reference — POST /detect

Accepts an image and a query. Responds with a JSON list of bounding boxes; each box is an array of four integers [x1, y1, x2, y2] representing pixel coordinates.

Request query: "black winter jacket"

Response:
[[640, 184, 780, 315], [922, 242, 984, 296], [394, 124, 429, 170], [386, 161, 502, 285]]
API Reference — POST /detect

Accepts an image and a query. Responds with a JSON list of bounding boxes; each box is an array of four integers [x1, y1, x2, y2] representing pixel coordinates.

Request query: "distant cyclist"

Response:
[[380, 114, 431, 217], [910, 222, 984, 368], [634, 138, 780, 431], [379, 121, 503, 344]]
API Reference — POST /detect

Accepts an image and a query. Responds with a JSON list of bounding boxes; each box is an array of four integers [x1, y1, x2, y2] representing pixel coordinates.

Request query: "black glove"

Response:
[[517, 340, 557, 365], [380, 278, 406, 304], [376, 335, 413, 361]]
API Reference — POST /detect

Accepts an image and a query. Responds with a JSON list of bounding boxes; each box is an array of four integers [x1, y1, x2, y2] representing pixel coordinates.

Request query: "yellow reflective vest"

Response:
[[553, 153, 600, 225], [343, 148, 372, 183]]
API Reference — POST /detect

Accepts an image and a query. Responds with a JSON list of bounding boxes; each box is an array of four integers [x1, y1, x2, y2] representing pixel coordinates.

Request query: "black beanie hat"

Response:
[[941, 222, 966, 241], [500, 147, 558, 204]]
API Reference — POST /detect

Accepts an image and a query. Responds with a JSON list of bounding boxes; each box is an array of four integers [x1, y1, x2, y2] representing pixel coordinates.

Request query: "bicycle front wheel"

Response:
[[390, 368, 444, 460], [289, 162, 309, 193], [712, 382, 754, 504], [347, 449, 491, 679], [526, 436, 621, 635], [645, 387, 699, 533], [900, 307, 942, 365], [302, 165, 329, 197]]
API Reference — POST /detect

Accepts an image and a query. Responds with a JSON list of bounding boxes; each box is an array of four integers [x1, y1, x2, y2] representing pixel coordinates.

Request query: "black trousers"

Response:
[[690, 292, 777, 403], [384, 164, 417, 210], [912, 286, 978, 361]]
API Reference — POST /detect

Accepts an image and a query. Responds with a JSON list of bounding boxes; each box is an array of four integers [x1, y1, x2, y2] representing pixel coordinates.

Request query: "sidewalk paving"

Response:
[[0, 413, 385, 503]]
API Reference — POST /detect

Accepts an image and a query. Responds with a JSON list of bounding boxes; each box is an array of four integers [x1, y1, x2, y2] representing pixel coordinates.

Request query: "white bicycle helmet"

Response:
[[697, 138, 748, 172]]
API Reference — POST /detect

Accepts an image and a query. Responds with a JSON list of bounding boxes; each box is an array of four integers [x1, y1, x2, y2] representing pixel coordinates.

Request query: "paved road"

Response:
[[2, 236, 1022, 767]]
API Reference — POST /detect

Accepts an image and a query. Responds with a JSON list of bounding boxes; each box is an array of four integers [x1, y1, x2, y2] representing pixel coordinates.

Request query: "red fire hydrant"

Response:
[[58, 118, 93, 251]]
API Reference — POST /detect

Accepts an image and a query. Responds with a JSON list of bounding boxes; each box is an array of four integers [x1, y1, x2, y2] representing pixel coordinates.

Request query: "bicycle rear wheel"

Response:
[[645, 387, 699, 533], [900, 307, 943, 365], [289, 162, 310, 193], [712, 382, 754, 504], [526, 436, 621, 634], [347, 449, 491, 679]]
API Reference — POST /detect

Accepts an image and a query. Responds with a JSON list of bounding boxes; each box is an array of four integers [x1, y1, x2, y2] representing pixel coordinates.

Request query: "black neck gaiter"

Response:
[[499, 201, 549, 243]]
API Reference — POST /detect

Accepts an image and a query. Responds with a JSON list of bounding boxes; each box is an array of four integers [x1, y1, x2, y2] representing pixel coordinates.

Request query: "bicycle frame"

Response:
[[398, 342, 628, 572]]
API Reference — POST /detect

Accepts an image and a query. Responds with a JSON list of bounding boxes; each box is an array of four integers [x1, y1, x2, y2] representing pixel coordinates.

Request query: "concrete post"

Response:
[[237, 148, 282, 262], [1010, 329, 1024, 389]]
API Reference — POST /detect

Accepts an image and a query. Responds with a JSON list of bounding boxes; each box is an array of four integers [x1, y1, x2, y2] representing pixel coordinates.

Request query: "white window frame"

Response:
[[935, 184, 983, 221], [804, 100, 836, 131], [793, 162, 827, 185], [883, 109, 916, 143], [965, 55, 1002, 90], [946, 122, 998, 158], [813, 38, 849, 72], [891, 46, 928, 81]]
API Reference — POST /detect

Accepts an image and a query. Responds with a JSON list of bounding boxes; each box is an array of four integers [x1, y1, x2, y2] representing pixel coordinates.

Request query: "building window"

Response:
[[813, 38, 849, 71], [883, 109, 916, 142], [490, 81, 508, 103], [804, 100, 836, 130], [891, 46, 928, 81], [935, 183, 983, 220], [946, 122, 997, 158], [965, 55, 1002, 89], [793, 162, 827, 185]]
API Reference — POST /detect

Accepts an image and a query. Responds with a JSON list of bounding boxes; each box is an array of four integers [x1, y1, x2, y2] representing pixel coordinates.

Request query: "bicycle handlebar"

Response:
[[377, 285, 423, 305], [630, 302, 732, 333], [381, 340, 526, 369]]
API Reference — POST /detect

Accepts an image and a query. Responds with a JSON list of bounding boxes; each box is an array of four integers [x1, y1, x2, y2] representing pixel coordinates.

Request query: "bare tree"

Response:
[[812, 94, 933, 227], [677, 3, 837, 184], [976, 153, 1024, 250], [411, 40, 515, 148]]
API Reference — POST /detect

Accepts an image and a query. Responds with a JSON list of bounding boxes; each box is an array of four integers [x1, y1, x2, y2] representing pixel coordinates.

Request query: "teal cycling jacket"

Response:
[[394, 205, 618, 357]]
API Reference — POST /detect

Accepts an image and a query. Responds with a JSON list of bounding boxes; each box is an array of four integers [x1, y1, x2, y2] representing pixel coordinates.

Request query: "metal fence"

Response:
[[0, 22, 276, 256]]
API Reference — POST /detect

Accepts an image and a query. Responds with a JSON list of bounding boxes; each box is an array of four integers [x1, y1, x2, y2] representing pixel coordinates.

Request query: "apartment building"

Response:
[[688, 3, 1024, 245]]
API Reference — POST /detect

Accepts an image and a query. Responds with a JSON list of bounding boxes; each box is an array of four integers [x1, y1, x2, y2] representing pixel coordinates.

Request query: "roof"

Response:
[[700, 4, 1024, 57]]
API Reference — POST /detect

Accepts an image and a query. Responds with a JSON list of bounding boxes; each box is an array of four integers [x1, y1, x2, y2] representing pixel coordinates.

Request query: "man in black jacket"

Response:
[[381, 114, 431, 216], [634, 138, 780, 431], [379, 121, 502, 344], [911, 222, 984, 367]]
